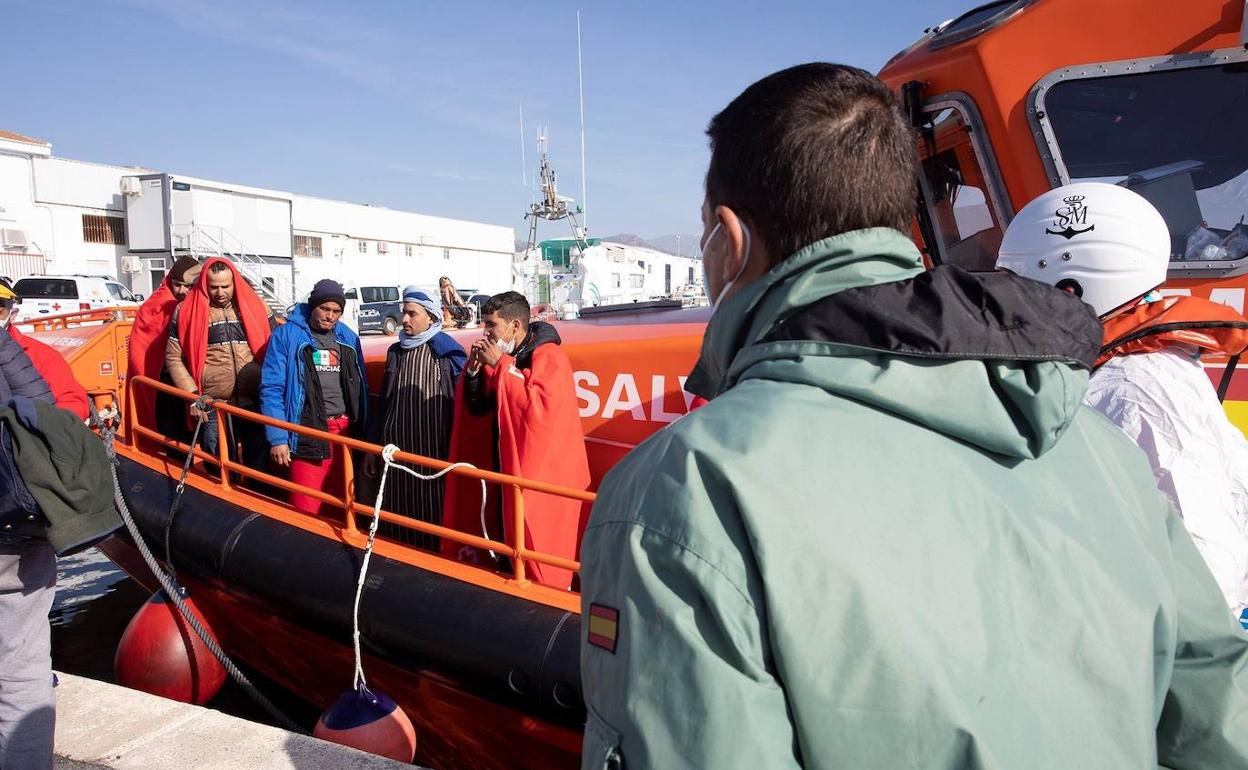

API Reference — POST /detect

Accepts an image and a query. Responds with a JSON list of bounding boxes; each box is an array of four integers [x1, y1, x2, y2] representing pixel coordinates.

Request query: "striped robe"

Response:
[[378, 343, 456, 549]]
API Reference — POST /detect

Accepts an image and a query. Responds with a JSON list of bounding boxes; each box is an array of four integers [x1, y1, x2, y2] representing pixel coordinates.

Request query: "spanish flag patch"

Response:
[[587, 604, 619, 653]]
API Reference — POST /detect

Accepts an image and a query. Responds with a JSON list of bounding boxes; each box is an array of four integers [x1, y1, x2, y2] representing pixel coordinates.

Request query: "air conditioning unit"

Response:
[[120, 256, 142, 273], [120, 177, 143, 196], [1, 228, 28, 250]]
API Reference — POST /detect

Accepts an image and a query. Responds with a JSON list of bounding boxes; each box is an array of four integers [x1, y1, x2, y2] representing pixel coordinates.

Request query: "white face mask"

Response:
[[491, 324, 519, 355], [701, 221, 752, 310]]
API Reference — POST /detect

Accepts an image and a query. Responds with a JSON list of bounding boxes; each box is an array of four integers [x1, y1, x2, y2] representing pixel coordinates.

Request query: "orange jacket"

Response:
[[1098, 295, 1248, 368]]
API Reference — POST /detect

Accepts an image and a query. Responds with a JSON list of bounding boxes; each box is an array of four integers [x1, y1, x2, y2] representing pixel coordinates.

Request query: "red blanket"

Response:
[[180, 258, 271, 390], [126, 278, 177, 429], [442, 344, 591, 589], [8, 325, 89, 420]]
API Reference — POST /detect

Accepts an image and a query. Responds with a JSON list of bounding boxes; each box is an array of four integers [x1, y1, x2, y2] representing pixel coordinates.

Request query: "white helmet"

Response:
[[996, 182, 1170, 317]]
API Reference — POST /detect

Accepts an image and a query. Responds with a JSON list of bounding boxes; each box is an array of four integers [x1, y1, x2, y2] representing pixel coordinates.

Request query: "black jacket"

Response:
[[0, 331, 57, 544], [292, 342, 365, 461]]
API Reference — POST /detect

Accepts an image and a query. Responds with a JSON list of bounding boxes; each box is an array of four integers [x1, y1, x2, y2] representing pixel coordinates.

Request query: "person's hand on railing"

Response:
[[271, 444, 292, 468], [189, 401, 209, 423]]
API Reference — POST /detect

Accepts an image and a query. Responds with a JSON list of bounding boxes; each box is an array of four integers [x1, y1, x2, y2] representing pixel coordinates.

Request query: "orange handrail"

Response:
[[121, 375, 593, 579], [16, 307, 138, 331]]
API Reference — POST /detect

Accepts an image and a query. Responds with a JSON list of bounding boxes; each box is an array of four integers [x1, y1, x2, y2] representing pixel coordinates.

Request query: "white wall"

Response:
[[177, 181, 293, 259], [32, 157, 128, 212], [291, 237, 511, 299], [0, 150, 130, 280], [0, 151, 42, 246], [0, 150, 49, 279], [29, 156, 134, 279], [289, 196, 514, 298]]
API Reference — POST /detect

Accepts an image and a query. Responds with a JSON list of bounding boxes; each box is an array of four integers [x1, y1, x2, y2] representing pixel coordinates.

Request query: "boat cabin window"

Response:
[[1043, 61, 1248, 271], [916, 106, 1005, 271]]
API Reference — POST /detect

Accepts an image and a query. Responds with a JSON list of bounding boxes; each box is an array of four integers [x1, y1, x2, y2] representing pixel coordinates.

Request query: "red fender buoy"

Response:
[[114, 591, 226, 704], [313, 687, 417, 763]]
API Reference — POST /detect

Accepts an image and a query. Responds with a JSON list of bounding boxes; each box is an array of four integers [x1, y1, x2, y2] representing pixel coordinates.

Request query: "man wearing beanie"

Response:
[[127, 255, 202, 442], [260, 278, 367, 515], [364, 286, 466, 548]]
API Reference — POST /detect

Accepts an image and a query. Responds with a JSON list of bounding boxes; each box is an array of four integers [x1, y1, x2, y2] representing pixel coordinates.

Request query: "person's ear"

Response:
[[713, 205, 749, 283]]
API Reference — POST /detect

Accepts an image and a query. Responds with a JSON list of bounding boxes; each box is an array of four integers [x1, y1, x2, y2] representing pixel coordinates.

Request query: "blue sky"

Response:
[[3, 0, 975, 244]]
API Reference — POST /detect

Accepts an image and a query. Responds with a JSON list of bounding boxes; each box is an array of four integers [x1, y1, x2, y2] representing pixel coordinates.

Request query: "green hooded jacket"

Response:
[[579, 228, 1248, 769]]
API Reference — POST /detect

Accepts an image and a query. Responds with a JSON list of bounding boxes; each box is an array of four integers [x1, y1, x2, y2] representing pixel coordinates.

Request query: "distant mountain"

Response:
[[596, 233, 702, 258], [598, 233, 653, 249], [519, 232, 704, 257], [648, 234, 702, 258]]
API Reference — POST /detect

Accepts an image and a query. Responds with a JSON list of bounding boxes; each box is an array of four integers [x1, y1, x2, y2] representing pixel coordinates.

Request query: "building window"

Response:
[[358, 240, 369, 254], [82, 214, 125, 245], [442, 247, 451, 260], [148, 257, 166, 293], [688, 266, 695, 284], [404, 244, 413, 257], [612, 273, 621, 289], [294, 235, 323, 258], [629, 274, 644, 289], [377, 241, 389, 254]]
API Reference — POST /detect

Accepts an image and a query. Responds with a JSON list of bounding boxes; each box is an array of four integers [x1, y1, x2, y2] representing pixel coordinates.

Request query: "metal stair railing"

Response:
[[173, 224, 295, 312]]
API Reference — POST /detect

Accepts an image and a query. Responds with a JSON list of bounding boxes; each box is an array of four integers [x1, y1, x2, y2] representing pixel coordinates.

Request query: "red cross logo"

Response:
[[51, 303, 61, 311]]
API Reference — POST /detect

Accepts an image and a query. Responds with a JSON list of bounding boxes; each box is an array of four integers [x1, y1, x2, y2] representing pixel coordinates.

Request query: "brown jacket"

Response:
[[165, 303, 270, 407]]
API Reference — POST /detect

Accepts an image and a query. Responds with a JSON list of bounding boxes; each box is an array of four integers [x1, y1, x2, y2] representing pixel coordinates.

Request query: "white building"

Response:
[[0, 130, 137, 282], [518, 237, 703, 308], [0, 129, 514, 304]]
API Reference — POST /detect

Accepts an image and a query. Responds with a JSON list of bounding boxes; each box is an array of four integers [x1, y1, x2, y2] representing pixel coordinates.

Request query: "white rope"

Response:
[[350, 444, 491, 693]]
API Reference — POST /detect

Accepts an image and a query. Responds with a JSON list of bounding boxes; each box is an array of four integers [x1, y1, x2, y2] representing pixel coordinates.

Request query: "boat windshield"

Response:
[[1045, 61, 1248, 264]]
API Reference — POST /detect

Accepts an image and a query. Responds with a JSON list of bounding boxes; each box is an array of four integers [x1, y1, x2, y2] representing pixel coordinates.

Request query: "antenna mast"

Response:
[[577, 10, 588, 235], [519, 102, 529, 199]]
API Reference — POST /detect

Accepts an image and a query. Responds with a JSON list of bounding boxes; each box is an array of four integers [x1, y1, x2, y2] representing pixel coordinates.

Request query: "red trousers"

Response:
[[289, 416, 351, 516]]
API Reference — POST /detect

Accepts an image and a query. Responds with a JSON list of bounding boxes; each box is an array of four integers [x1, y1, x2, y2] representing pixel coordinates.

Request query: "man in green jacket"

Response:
[[579, 63, 1248, 769]]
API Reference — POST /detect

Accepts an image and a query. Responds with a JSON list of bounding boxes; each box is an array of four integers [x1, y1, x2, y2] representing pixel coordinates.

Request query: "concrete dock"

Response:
[[53, 672, 422, 769]]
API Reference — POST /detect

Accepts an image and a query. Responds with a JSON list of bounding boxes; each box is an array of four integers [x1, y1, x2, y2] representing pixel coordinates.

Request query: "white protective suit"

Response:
[[1084, 344, 1248, 615]]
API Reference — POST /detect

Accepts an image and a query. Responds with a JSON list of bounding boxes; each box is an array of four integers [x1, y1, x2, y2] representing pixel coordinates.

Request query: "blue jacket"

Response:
[[259, 304, 367, 454]]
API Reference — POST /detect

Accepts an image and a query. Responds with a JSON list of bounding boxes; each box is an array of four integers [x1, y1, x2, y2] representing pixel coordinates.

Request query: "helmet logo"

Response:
[[1045, 194, 1095, 240]]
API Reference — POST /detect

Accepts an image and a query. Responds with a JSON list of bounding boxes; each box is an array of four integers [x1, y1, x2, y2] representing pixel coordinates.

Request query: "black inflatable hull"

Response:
[[107, 457, 586, 768]]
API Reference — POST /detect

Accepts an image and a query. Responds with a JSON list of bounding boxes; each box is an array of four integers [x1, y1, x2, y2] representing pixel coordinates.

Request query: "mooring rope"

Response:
[[93, 404, 304, 733], [351, 444, 489, 694]]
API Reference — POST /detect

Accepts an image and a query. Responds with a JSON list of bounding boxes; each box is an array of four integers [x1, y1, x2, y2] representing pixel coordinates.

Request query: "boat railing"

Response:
[[17, 306, 138, 331], [122, 375, 593, 588]]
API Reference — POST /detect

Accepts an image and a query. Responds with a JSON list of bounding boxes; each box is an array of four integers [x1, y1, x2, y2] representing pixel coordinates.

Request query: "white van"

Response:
[[13, 275, 142, 317], [290, 284, 407, 335]]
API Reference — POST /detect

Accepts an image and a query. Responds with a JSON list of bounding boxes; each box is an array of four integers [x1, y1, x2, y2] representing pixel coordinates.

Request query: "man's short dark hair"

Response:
[[706, 62, 918, 265], [208, 261, 231, 275], [484, 291, 530, 326]]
